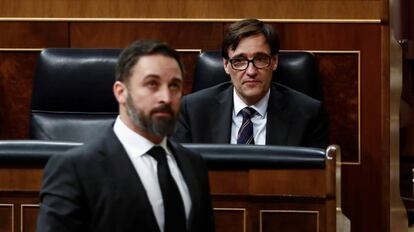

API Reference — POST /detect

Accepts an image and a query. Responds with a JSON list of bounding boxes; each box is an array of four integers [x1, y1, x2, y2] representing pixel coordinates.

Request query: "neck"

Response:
[[239, 94, 260, 106]]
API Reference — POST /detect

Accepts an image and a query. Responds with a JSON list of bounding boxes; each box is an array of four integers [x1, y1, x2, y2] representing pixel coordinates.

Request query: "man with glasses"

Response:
[[173, 19, 329, 148]]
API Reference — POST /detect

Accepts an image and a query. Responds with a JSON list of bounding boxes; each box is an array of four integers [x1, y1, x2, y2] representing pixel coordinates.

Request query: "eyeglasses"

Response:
[[228, 54, 272, 71]]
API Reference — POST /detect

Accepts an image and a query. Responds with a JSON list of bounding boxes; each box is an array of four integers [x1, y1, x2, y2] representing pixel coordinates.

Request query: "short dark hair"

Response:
[[221, 19, 280, 59], [115, 40, 184, 82]]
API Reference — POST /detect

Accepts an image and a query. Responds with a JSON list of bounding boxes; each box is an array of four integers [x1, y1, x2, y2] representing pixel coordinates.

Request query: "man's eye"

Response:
[[255, 56, 267, 62], [232, 58, 247, 65], [146, 81, 159, 88], [254, 55, 270, 61], [170, 82, 182, 89]]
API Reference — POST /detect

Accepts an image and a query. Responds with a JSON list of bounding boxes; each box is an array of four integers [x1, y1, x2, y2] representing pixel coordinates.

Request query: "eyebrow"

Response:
[[143, 74, 161, 80], [231, 52, 270, 58], [143, 75, 183, 82], [171, 77, 183, 83]]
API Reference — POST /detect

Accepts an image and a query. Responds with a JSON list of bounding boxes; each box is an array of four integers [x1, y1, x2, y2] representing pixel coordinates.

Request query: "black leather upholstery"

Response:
[[30, 48, 121, 142], [0, 140, 81, 165], [192, 51, 322, 100], [184, 143, 326, 169], [0, 140, 326, 170]]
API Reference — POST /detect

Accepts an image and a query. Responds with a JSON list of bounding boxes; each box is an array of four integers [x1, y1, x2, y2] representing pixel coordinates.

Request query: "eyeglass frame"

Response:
[[227, 53, 273, 71]]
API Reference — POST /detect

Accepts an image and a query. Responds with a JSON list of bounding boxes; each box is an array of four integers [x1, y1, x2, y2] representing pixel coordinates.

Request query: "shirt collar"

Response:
[[113, 116, 168, 157], [233, 88, 270, 118]]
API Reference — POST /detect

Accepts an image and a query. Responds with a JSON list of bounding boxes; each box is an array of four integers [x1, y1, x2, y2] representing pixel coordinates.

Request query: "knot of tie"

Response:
[[240, 107, 256, 119], [147, 146, 167, 164]]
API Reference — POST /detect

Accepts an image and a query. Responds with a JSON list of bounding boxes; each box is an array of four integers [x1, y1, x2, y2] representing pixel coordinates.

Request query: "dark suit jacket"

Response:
[[173, 82, 329, 148], [36, 126, 215, 232]]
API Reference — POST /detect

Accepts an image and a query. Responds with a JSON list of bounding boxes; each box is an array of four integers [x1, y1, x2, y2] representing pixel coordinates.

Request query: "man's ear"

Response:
[[223, 58, 231, 75], [272, 55, 278, 71], [113, 81, 127, 104]]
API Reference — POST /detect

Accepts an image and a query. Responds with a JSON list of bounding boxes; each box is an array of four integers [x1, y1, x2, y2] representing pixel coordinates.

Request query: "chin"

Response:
[[243, 88, 264, 97]]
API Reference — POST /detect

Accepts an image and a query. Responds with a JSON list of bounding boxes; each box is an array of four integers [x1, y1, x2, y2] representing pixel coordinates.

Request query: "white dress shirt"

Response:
[[231, 88, 270, 145], [113, 117, 191, 232]]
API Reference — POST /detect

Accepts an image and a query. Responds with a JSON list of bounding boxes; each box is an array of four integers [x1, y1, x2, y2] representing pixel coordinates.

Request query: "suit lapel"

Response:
[[266, 85, 292, 145], [98, 128, 161, 232], [211, 85, 233, 143]]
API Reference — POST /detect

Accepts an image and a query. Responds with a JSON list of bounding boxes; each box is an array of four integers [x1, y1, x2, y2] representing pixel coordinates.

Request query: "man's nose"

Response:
[[158, 85, 172, 103], [245, 62, 258, 75]]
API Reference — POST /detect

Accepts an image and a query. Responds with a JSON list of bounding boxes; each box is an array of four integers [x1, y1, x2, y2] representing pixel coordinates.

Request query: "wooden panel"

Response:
[[70, 22, 223, 50], [249, 169, 327, 196], [212, 197, 329, 232], [0, 165, 334, 232], [0, 194, 41, 232], [0, 168, 43, 191], [180, 51, 199, 95], [0, 52, 38, 139], [268, 23, 383, 232], [71, 22, 222, 95], [261, 210, 319, 232], [214, 208, 245, 232], [0, 204, 13, 232], [210, 169, 329, 197], [0, 0, 383, 19], [209, 171, 249, 195], [0, 22, 68, 48], [317, 53, 359, 163], [21, 205, 39, 232]]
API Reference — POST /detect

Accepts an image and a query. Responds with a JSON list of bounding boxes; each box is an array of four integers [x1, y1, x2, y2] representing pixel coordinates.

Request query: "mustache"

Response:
[[150, 104, 175, 116]]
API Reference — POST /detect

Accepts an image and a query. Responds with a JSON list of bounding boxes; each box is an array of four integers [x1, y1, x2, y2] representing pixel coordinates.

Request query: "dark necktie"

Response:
[[237, 107, 256, 144], [147, 146, 187, 232]]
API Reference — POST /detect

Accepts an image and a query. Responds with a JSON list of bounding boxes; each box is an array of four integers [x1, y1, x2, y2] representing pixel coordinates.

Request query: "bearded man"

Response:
[[36, 40, 215, 232]]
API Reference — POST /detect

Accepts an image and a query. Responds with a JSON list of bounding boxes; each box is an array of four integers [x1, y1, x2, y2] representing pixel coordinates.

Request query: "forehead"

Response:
[[131, 54, 182, 80], [228, 34, 271, 57]]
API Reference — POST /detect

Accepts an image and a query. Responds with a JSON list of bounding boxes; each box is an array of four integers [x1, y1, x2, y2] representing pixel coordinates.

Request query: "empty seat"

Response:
[[30, 48, 122, 142]]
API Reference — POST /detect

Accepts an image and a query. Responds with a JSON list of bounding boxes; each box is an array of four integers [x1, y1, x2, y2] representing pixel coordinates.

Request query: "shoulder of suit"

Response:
[[59, 125, 117, 160], [182, 81, 232, 101]]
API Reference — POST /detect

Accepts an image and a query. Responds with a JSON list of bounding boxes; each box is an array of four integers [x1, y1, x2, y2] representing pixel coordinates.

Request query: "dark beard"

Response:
[[126, 94, 177, 138]]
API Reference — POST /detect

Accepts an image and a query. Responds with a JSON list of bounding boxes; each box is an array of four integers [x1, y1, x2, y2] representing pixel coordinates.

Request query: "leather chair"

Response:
[[192, 51, 322, 100], [0, 140, 326, 169], [30, 48, 121, 142]]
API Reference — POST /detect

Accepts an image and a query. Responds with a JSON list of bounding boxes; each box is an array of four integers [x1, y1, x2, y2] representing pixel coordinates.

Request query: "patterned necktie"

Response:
[[237, 107, 256, 144], [147, 146, 187, 232]]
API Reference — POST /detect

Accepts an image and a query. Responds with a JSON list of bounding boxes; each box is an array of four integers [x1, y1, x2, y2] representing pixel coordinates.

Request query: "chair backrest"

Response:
[[30, 48, 122, 142], [192, 51, 322, 100]]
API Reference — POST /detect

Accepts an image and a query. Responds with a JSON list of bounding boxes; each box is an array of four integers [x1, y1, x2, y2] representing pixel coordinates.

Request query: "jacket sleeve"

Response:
[[36, 154, 89, 232]]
